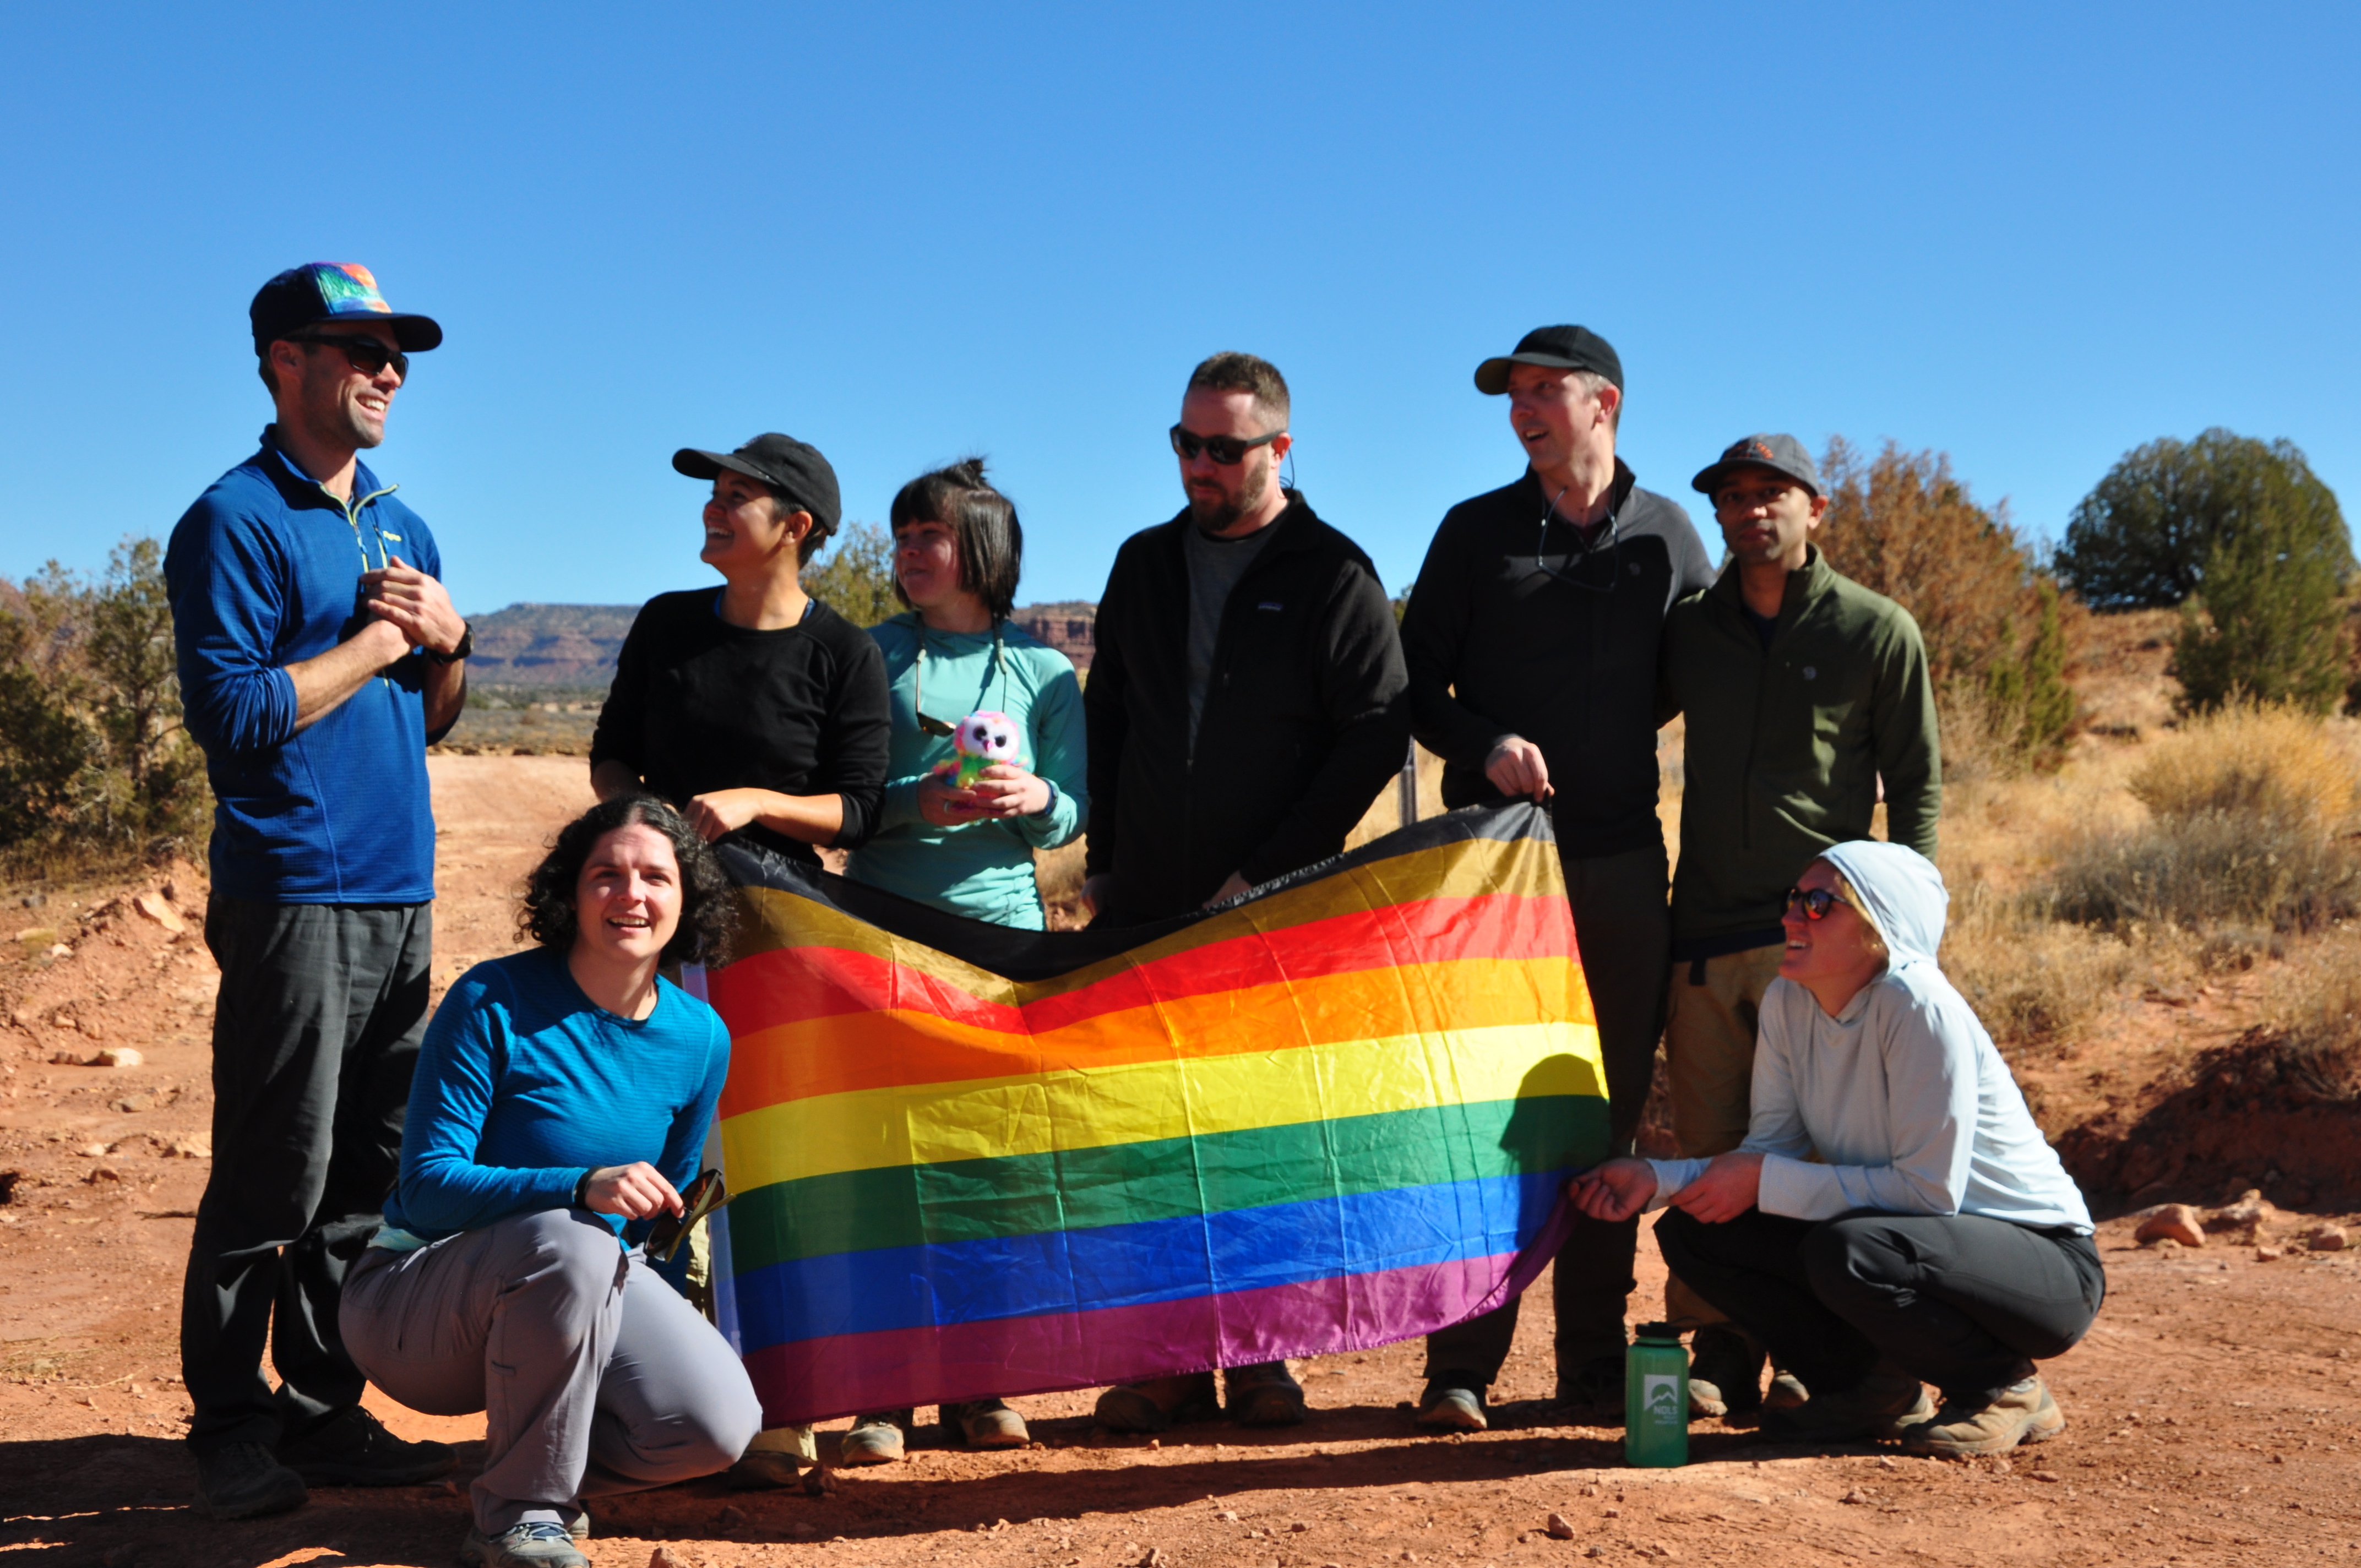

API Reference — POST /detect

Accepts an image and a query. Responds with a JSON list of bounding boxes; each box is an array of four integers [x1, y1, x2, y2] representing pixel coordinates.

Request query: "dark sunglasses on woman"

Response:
[[1783, 885, 1857, 922], [1168, 424, 1284, 465]]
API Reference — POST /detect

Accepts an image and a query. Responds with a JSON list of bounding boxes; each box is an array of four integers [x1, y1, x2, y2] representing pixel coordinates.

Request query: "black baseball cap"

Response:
[[673, 434, 842, 535], [1691, 433, 1820, 499], [250, 263, 443, 354], [1474, 325, 1624, 396]]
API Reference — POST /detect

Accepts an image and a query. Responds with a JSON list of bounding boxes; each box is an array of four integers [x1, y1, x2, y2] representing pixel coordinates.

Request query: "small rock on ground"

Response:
[[2309, 1224, 2348, 1252], [2135, 1204, 2206, 1248], [1546, 1511, 1576, 1540]]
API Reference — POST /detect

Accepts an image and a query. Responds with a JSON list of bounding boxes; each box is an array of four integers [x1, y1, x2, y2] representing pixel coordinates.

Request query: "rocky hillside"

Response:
[[465, 598, 1098, 686]]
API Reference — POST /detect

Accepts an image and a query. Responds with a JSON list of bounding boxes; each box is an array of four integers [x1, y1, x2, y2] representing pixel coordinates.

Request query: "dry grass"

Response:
[[2127, 703, 2358, 826]]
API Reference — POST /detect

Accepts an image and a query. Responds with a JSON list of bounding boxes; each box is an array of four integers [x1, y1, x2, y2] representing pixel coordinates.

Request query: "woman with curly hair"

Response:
[[340, 795, 758, 1568]]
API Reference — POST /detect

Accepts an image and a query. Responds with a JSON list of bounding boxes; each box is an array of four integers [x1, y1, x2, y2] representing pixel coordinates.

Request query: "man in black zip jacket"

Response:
[[1081, 351, 1410, 1431], [1396, 325, 1717, 1431]]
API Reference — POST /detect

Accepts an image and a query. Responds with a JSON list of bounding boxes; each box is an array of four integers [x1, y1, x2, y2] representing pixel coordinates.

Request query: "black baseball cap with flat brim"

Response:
[[250, 263, 442, 353], [1691, 433, 1821, 499], [673, 433, 842, 535], [1474, 324, 1624, 395]]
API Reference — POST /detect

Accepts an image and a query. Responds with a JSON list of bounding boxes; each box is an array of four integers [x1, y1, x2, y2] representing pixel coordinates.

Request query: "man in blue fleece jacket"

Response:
[[165, 264, 470, 1520]]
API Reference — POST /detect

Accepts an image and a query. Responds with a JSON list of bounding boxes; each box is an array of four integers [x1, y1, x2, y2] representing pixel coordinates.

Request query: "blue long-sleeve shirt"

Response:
[[164, 427, 444, 903], [380, 947, 731, 1247]]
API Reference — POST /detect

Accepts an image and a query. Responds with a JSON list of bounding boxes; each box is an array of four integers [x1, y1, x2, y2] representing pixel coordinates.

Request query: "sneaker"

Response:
[[944, 1398, 1030, 1449], [193, 1440, 308, 1520], [1900, 1377, 2066, 1458], [837, 1411, 913, 1465], [1094, 1373, 1221, 1434], [1224, 1362, 1308, 1428], [459, 1522, 589, 1568], [1758, 1373, 1934, 1444], [1553, 1354, 1628, 1425], [1414, 1376, 1488, 1432], [1687, 1325, 1765, 1420], [1764, 1368, 1809, 1411], [277, 1404, 456, 1487]]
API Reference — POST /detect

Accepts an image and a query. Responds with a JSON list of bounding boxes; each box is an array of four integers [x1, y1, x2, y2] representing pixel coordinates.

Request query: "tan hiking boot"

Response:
[[1901, 1377, 2066, 1457], [837, 1410, 913, 1464], [945, 1398, 1030, 1449], [1094, 1372, 1220, 1433], [1758, 1373, 1934, 1444], [1224, 1362, 1308, 1428]]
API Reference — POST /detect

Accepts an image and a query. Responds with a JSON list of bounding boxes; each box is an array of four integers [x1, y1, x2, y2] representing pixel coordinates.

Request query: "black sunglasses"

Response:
[[1783, 886, 1857, 922], [644, 1168, 732, 1262], [293, 332, 408, 379], [1169, 425, 1285, 465]]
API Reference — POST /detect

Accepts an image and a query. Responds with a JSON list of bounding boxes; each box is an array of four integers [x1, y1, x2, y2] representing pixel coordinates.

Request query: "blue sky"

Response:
[[4, 3, 2355, 614]]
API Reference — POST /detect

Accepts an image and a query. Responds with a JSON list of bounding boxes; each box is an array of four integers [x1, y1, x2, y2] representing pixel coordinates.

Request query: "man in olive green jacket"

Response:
[[1659, 433, 1940, 1414]]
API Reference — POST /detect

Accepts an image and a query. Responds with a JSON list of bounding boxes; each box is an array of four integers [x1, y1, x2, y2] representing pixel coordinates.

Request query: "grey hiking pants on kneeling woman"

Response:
[[342, 1208, 762, 1534]]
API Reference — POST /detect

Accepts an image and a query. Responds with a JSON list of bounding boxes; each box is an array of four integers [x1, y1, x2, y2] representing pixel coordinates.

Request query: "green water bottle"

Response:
[[1624, 1322, 1689, 1467]]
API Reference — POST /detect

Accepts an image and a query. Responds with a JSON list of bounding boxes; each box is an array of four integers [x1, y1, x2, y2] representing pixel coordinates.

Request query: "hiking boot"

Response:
[[193, 1440, 308, 1520], [1225, 1362, 1308, 1428], [459, 1522, 589, 1568], [1414, 1376, 1488, 1432], [1901, 1377, 2066, 1458], [837, 1410, 913, 1465], [1764, 1368, 1809, 1411], [1758, 1373, 1934, 1444], [726, 1450, 806, 1489], [1094, 1373, 1220, 1434], [1553, 1354, 1628, 1425], [944, 1398, 1030, 1449], [1687, 1325, 1765, 1420], [278, 1404, 456, 1487]]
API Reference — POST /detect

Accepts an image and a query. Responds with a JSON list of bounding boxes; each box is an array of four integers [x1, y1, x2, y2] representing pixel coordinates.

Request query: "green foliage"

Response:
[[1984, 578, 2077, 761], [0, 538, 209, 861], [802, 522, 900, 629], [2170, 498, 2349, 716], [2055, 428, 2351, 611]]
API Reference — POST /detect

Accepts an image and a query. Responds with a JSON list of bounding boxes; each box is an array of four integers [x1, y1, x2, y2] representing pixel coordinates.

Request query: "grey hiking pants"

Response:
[[341, 1209, 762, 1534]]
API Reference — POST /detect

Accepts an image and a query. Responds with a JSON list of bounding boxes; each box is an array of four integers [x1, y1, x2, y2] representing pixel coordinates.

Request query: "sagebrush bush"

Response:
[[2127, 703, 2355, 826], [2256, 938, 2361, 1101], [2048, 807, 2361, 933], [1943, 874, 2134, 1050]]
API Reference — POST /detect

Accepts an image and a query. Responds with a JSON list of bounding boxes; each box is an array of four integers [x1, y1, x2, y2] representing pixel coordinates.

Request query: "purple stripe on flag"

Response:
[[739, 1199, 1574, 1425]]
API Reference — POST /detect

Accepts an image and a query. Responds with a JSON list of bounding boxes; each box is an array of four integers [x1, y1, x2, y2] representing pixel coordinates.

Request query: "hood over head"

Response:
[[1819, 839, 1947, 974]]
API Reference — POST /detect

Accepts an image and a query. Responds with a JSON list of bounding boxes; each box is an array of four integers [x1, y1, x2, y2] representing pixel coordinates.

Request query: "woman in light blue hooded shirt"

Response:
[[1572, 840, 2103, 1458]]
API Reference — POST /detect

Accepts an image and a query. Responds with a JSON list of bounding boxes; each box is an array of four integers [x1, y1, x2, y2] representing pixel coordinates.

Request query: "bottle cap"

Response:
[[1632, 1321, 1684, 1343]]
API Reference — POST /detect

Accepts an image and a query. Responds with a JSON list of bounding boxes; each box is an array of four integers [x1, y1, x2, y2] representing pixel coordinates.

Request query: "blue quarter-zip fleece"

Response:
[[165, 428, 445, 903]]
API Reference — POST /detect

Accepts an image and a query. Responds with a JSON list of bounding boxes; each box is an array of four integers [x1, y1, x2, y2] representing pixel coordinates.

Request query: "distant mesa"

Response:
[[465, 598, 1096, 686]]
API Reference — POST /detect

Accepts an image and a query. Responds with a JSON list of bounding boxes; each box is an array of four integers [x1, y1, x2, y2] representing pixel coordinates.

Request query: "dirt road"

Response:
[[3, 758, 2358, 1567]]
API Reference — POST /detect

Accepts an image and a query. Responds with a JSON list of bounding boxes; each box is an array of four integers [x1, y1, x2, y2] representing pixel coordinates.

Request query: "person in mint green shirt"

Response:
[[835, 459, 1087, 1462], [844, 458, 1086, 931]]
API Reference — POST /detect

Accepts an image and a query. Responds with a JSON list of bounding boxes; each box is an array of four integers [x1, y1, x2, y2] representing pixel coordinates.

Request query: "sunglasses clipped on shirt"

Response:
[[1169, 424, 1285, 465], [1783, 885, 1859, 922], [293, 331, 409, 380]]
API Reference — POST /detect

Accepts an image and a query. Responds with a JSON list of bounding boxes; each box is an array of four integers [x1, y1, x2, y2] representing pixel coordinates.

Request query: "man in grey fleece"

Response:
[[1396, 325, 1716, 1429]]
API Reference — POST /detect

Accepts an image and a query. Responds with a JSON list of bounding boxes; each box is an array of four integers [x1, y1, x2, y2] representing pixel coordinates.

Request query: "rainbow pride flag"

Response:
[[704, 803, 1604, 1426]]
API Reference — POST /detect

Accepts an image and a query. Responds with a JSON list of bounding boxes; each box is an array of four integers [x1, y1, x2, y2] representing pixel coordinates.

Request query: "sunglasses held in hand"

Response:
[[644, 1168, 731, 1262]]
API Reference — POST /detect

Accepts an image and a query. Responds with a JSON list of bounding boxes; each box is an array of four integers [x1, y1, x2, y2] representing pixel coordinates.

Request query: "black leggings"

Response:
[[1655, 1207, 2106, 1401]]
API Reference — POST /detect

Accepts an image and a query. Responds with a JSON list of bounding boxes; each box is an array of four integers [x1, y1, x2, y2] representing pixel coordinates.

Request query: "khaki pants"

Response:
[[1661, 943, 1785, 1328]]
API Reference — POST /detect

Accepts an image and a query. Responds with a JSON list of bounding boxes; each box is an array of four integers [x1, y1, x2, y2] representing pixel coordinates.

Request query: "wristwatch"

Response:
[[427, 622, 473, 665]]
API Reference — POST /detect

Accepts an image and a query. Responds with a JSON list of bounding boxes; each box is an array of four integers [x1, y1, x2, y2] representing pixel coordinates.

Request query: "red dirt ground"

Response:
[[4, 756, 2359, 1568]]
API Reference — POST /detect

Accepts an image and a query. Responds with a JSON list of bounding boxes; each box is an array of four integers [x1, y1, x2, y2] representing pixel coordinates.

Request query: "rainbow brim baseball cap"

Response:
[[249, 263, 443, 353]]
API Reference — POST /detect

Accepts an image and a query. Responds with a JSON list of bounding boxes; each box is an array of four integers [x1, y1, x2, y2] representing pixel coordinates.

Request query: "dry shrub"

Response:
[[2048, 704, 2361, 934], [2126, 703, 2355, 825], [1943, 874, 2135, 1055]]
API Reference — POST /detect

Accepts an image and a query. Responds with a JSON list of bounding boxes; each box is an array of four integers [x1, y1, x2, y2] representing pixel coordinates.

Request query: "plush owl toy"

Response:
[[945, 710, 1021, 788]]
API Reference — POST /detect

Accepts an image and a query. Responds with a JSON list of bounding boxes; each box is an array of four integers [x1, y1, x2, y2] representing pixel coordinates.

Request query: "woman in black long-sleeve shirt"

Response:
[[591, 434, 889, 867]]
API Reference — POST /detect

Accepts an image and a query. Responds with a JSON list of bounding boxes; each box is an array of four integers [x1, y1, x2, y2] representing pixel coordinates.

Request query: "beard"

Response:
[[1186, 450, 1272, 532]]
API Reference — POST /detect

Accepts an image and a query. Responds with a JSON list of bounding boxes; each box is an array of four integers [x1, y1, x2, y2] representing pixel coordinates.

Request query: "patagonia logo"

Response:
[[1802, 665, 1818, 680], [1258, 601, 1283, 611]]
